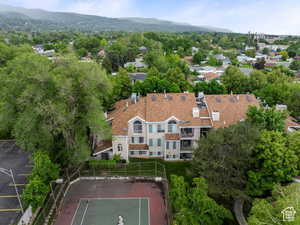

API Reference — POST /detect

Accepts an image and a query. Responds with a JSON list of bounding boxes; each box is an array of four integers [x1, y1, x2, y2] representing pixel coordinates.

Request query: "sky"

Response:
[[2, 0, 300, 35]]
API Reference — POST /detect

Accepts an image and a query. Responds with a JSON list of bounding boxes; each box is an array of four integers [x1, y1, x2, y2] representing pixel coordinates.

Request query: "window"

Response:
[[149, 139, 153, 146], [173, 154, 176, 159], [157, 124, 165, 133], [173, 141, 176, 150], [181, 128, 194, 137], [149, 125, 153, 133], [157, 139, 161, 147], [166, 141, 170, 150], [139, 137, 144, 143], [149, 152, 153, 156], [166, 155, 169, 159], [139, 151, 147, 155], [133, 121, 142, 133], [132, 137, 144, 144], [168, 120, 177, 133], [157, 151, 161, 156], [130, 151, 135, 155], [117, 144, 122, 152], [200, 128, 210, 137]]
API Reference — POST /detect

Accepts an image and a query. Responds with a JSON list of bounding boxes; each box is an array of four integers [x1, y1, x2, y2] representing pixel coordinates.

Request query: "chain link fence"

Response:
[[31, 161, 167, 225]]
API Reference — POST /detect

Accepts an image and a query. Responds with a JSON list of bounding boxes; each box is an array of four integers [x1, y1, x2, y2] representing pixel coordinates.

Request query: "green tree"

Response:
[[248, 70, 267, 91], [132, 76, 180, 96], [31, 150, 60, 183], [221, 66, 249, 93], [0, 54, 111, 165], [170, 175, 233, 225], [262, 47, 269, 55], [287, 131, 300, 170], [194, 80, 226, 94], [246, 106, 288, 132], [165, 67, 189, 91], [245, 49, 256, 58], [193, 122, 260, 200], [22, 175, 49, 211], [248, 183, 300, 225], [289, 60, 300, 71], [255, 83, 292, 106], [192, 50, 207, 64], [207, 56, 223, 67], [287, 84, 300, 120], [247, 130, 298, 196], [112, 68, 132, 100]]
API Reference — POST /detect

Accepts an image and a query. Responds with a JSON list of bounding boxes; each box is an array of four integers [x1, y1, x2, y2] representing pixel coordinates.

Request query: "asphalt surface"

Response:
[[0, 141, 32, 225]]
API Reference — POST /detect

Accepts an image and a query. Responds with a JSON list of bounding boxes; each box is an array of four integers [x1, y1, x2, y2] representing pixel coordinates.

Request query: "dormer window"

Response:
[[133, 120, 143, 133], [168, 120, 177, 133]]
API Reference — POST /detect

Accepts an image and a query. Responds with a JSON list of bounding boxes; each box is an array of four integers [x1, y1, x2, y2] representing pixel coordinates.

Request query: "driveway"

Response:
[[0, 140, 32, 225]]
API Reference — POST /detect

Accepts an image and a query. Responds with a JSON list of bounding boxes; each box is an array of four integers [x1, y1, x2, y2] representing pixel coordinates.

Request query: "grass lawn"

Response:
[[129, 158, 193, 183]]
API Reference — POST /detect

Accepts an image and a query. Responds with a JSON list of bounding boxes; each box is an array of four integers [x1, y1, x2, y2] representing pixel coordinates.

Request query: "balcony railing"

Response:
[[181, 132, 194, 138]]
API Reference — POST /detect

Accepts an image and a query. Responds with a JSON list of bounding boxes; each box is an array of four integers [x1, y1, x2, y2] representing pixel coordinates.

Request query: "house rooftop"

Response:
[[108, 93, 260, 135]]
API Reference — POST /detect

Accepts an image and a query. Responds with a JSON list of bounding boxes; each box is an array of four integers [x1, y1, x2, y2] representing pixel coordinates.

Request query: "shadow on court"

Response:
[[54, 179, 168, 225]]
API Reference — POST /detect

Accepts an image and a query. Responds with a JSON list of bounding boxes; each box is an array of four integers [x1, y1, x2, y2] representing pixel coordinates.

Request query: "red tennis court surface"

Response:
[[54, 179, 169, 225]]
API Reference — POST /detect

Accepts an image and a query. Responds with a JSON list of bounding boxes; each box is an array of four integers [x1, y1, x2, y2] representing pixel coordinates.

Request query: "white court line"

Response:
[[80, 200, 89, 225], [148, 199, 150, 225], [138, 198, 141, 225], [71, 199, 82, 225]]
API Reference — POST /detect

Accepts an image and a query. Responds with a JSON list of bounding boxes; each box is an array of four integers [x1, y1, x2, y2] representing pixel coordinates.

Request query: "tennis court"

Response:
[[71, 198, 149, 225], [54, 179, 168, 225]]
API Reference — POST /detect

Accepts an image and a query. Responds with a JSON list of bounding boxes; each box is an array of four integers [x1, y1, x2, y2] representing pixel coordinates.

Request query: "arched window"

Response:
[[117, 144, 122, 152], [133, 120, 142, 133], [168, 120, 177, 133]]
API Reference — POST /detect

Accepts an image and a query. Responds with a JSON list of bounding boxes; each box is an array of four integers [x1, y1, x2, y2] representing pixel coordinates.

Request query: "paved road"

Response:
[[0, 141, 32, 225]]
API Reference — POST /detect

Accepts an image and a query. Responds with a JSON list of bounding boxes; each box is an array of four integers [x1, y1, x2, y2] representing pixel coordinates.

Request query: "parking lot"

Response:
[[0, 140, 32, 225]]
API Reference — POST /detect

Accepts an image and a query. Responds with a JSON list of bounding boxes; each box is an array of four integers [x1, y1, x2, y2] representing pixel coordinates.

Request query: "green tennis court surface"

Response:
[[71, 198, 149, 225]]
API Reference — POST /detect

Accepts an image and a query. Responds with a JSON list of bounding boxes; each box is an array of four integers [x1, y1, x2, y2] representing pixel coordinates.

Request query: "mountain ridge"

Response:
[[0, 4, 231, 33]]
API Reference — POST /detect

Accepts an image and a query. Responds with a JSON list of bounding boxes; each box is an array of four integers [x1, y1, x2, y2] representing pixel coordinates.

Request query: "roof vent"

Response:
[[215, 97, 222, 103], [212, 111, 220, 121], [229, 96, 237, 103], [181, 96, 186, 101], [151, 96, 157, 101], [246, 95, 252, 102], [192, 107, 200, 118]]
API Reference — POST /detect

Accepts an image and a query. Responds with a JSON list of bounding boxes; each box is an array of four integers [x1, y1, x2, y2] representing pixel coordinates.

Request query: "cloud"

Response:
[[65, 0, 140, 18], [3, 0, 61, 10], [162, 0, 300, 35]]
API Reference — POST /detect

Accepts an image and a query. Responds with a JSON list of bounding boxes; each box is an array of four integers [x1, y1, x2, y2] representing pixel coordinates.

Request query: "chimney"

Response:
[[192, 107, 200, 118], [131, 93, 137, 104], [212, 111, 220, 121]]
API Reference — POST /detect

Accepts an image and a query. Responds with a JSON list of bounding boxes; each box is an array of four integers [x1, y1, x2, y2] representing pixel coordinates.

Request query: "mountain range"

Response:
[[0, 4, 231, 33]]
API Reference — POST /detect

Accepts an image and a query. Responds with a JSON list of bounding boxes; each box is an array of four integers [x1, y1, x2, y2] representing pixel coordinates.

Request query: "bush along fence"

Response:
[[31, 160, 167, 225]]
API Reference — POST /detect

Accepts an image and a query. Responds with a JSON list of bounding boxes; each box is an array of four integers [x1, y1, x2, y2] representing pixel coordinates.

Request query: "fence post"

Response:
[[139, 162, 141, 176]]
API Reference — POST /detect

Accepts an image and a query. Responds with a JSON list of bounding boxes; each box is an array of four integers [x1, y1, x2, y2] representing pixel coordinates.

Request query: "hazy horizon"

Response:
[[1, 0, 300, 35]]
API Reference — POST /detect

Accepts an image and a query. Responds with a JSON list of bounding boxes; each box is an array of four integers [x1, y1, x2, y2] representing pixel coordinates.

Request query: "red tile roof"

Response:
[[108, 93, 260, 135]]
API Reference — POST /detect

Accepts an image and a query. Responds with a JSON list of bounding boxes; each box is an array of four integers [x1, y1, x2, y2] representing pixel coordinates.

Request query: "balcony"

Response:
[[180, 128, 194, 138], [180, 140, 193, 151]]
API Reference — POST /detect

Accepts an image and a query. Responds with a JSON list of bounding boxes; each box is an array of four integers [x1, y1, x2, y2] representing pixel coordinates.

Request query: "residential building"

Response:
[[93, 93, 261, 161], [124, 58, 148, 69], [128, 73, 148, 85]]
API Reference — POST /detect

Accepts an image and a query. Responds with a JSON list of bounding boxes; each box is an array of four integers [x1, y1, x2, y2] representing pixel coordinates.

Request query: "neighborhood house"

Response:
[[93, 93, 261, 161]]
